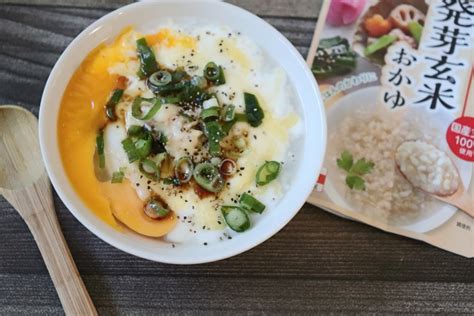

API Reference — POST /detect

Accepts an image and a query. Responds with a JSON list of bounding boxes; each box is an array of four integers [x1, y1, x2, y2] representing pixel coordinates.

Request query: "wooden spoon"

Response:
[[0, 105, 97, 315], [395, 140, 473, 217]]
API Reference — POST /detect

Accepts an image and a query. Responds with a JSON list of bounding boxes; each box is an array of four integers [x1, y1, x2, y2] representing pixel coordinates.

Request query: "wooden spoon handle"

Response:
[[2, 175, 97, 315]]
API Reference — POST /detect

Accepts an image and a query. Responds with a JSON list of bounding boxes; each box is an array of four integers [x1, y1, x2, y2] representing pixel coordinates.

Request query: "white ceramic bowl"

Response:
[[39, 0, 326, 264]]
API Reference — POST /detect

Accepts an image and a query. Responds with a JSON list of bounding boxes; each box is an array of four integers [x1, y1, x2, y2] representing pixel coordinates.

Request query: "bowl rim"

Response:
[[39, 0, 327, 264]]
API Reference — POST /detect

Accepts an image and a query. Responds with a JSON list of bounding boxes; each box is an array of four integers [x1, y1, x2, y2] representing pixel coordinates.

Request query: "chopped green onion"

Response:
[[148, 71, 172, 87], [163, 177, 181, 186], [215, 66, 226, 85], [111, 170, 125, 183], [204, 62, 220, 81], [136, 38, 158, 79], [203, 96, 219, 109], [144, 198, 170, 219], [256, 161, 281, 186], [174, 156, 194, 183], [193, 162, 224, 193], [204, 62, 225, 85], [131, 97, 162, 120], [221, 113, 246, 134], [139, 158, 159, 180], [121, 133, 152, 163], [105, 89, 124, 121], [121, 137, 140, 163], [205, 121, 224, 156], [200, 106, 220, 121], [234, 113, 248, 122], [177, 81, 210, 106], [160, 96, 181, 104], [96, 130, 105, 169], [148, 80, 185, 94], [222, 206, 250, 232], [244, 92, 264, 127], [239, 193, 265, 214], [159, 133, 168, 145], [171, 67, 187, 82], [127, 125, 144, 136], [190, 75, 207, 88], [134, 133, 152, 158], [221, 120, 235, 134], [221, 104, 235, 122]]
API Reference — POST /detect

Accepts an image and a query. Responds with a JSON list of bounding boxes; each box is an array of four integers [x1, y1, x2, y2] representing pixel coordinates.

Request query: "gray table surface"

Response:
[[0, 1, 473, 314]]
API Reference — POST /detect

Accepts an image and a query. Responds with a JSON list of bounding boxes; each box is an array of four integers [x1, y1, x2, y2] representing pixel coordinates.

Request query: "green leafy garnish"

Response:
[[336, 151, 374, 191], [351, 158, 375, 176], [346, 175, 366, 190], [336, 150, 353, 172]]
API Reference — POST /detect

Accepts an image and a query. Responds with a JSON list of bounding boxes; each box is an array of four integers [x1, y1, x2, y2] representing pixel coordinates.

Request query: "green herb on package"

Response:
[[337, 150, 374, 191], [312, 36, 357, 79]]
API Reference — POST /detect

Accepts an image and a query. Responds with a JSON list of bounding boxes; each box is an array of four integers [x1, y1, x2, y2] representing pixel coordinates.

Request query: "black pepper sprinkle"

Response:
[[204, 242, 208, 246], [135, 183, 139, 187]]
